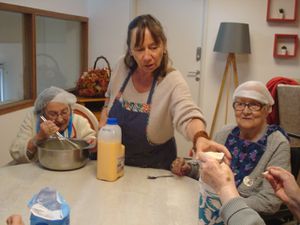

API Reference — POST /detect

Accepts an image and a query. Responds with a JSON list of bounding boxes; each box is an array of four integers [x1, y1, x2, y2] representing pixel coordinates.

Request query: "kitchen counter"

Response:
[[0, 161, 199, 225]]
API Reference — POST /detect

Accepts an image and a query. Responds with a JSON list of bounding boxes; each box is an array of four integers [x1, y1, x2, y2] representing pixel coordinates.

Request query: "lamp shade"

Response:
[[213, 22, 251, 54]]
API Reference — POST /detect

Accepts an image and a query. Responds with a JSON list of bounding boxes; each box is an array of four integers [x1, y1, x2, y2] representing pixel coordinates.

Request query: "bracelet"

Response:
[[193, 130, 210, 151]]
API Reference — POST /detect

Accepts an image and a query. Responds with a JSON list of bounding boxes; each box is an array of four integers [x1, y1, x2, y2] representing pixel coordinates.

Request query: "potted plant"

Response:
[[281, 45, 288, 55], [279, 8, 285, 19]]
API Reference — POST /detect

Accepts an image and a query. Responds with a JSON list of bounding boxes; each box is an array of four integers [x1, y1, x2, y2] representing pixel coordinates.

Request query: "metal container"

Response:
[[37, 138, 92, 171]]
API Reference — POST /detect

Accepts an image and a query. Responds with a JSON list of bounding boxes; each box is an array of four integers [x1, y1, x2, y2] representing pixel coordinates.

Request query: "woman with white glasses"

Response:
[[172, 81, 291, 221], [9, 86, 96, 163]]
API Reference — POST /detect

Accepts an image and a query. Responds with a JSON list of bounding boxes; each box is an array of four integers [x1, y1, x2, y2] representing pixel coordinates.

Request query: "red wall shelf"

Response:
[[267, 0, 298, 22], [273, 34, 299, 58]]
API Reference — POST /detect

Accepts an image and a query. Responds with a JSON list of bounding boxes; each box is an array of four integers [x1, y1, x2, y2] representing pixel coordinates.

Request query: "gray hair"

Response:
[[34, 86, 77, 114]]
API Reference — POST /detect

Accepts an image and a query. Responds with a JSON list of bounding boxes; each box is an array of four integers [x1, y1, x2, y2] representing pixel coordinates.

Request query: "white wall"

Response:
[[87, 0, 132, 68], [0, 107, 31, 165], [0, 0, 299, 165], [201, 0, 300, 134]]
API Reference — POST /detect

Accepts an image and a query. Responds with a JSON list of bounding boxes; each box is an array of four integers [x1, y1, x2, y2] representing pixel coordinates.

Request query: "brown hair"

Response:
[[124, 14, 171, 79]]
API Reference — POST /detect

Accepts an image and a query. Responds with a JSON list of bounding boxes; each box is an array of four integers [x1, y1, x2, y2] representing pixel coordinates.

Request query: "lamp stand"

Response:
[[210, 53, 239, 137]]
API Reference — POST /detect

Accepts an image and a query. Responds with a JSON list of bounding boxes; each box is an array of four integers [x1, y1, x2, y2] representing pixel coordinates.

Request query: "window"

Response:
[[0, 10, 27, 105], [0, 3, 88, 115], [36, 16, 82, 94], [0, 63, 4, 102]]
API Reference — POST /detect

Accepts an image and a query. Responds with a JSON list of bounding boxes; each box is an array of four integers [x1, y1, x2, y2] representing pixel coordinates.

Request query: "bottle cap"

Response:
[[107, 117, 118, 125]]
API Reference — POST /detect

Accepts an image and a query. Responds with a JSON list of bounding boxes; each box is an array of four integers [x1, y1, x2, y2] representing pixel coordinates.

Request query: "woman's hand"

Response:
[[264, 166, 300, 222], [26, 120, 59, 156], [39, 120, 59, 138], [6, 214, 24, 225], [200, 155, 238, 204], [195, 137, 232, 165], [186, 119, 231, 164], [171, 158, 192, 176], [86, 137, 96, 146], [99, 107, 108, 129]]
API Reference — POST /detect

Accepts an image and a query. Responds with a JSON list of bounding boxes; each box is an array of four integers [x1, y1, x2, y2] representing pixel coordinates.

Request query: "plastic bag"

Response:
[[28, 187, 70, 225]]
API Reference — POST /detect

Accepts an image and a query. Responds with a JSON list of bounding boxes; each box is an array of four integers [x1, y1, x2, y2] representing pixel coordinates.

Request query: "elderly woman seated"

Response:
[[9, 86, 96, 163], [171, 81, 291, 216]]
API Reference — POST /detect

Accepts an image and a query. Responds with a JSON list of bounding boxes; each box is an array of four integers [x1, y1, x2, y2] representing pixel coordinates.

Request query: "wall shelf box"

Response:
[[266, 0, 298, 22], [273, 34, 299, 58]]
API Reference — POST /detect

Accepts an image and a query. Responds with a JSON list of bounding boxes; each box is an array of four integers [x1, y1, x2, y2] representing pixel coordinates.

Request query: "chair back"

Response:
[[277, 84, 300, 186], [73, 103, 99, 159], [73, 103, 99, 135], [261, 84, 300, 223], [277, 84, 300, 147]]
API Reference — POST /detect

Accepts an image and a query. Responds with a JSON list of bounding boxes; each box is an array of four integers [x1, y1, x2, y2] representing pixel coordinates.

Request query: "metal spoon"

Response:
[[40, 115, 80, 149], [147, 175, 174, 179]]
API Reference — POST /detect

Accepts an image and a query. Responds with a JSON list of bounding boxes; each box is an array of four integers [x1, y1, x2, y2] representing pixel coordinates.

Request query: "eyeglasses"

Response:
[[44, 108, 70, 120], [233, 101, 265, 112]]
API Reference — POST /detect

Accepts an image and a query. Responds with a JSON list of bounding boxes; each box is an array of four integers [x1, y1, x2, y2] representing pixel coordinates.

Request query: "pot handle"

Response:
[[86, 143, 96, 149], [69, 138, 96, 150]]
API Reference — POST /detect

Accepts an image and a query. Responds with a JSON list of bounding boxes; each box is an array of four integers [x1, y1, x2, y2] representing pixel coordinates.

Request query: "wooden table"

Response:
[[76, 96, 107, 104], [0, 161, 199, 225]]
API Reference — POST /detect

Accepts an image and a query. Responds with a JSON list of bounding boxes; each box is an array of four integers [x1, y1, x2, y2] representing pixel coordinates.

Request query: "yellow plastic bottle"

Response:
[[97, 118, 124, 181]]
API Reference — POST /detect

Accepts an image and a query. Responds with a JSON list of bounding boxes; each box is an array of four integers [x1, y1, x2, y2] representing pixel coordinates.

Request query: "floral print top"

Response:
[[225, 124, 288, 186]]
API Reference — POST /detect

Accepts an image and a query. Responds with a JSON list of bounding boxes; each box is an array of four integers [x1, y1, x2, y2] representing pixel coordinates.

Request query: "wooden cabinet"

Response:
[[266, 0, 298, 22], [76, 96, 106, 121], [273, 34, 298, 58]]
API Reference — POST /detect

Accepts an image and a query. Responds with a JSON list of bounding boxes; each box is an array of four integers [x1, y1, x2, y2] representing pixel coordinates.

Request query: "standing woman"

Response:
[[100, 14, 228, 169]]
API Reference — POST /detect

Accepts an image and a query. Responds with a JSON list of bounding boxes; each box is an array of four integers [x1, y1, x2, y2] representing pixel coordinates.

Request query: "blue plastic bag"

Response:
[[28, 187, 70, 225]]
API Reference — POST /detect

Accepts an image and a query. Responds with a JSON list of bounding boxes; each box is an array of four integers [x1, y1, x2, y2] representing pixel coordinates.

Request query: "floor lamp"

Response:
[[210, 22, 251, 137]]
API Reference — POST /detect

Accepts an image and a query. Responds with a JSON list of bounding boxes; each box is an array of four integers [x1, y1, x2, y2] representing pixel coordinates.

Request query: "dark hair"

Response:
[[124, 14, 170, 79]]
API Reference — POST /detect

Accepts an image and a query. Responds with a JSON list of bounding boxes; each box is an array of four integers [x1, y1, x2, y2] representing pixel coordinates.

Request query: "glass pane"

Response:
[[0, 10, 24, 105], [36, 16, 81, 94]]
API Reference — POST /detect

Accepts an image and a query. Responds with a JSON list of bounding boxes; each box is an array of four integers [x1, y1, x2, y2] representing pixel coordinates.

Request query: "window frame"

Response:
[[0, 63, 4, 102], [0, 2, 88, 115]]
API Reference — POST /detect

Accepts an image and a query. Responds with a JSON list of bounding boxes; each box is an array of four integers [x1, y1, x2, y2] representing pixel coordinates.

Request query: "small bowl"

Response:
[[37, 138, 92, 171]]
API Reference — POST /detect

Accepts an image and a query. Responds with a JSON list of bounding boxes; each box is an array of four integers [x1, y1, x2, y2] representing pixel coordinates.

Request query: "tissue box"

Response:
[[28, 187, 70, 225]]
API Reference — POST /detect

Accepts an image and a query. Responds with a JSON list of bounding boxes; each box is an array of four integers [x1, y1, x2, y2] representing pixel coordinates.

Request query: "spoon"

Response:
[[147, 175, 174, 179], [40, 115, 80, 149]]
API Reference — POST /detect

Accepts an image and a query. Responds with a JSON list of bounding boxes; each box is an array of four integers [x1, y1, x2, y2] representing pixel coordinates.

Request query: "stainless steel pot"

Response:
[[37, 138, 92, 171]]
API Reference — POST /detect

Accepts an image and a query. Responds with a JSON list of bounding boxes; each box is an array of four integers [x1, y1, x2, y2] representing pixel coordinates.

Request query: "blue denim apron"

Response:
[[108, 72, 177, 169]]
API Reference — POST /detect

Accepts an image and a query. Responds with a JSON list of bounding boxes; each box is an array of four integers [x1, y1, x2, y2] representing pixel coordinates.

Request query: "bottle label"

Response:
[[100, 127, 114, 133], [117, 156, 125, 174]]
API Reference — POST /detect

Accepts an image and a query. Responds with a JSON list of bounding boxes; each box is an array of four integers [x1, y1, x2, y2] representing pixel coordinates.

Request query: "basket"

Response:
[[76, 56, 111, 97]]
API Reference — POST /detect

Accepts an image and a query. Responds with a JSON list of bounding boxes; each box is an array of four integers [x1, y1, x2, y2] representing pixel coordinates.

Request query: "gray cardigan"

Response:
[[215, 125, 290, 214], [190, 125, 291, 214], [221, 197, 266, 225]]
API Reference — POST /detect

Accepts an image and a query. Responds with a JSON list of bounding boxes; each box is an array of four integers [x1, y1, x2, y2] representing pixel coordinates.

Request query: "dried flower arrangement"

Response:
[[76, 56, 111, 97]]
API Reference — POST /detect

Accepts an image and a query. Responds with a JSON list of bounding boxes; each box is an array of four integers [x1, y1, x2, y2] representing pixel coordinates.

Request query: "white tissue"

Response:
[[31, 203, 63, 220]]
